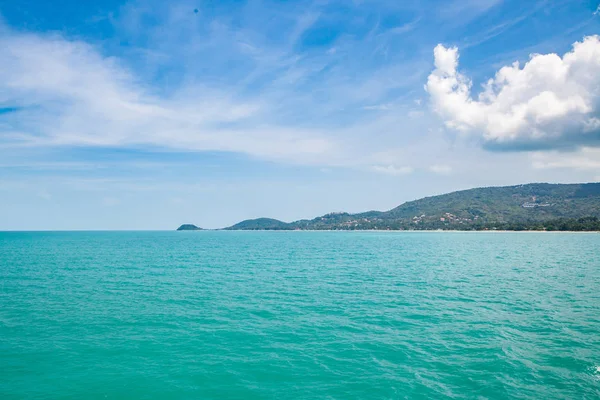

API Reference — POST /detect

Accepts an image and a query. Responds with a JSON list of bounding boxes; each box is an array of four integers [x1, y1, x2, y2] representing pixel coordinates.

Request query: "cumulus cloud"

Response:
[[426, 36, 600, 151]]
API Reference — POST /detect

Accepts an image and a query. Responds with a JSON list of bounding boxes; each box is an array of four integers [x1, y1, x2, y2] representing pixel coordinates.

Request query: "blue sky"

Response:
[[1, 0, 600, 229]]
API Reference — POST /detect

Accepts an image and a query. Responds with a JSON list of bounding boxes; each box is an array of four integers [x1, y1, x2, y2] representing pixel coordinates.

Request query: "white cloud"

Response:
[[531, 147, 600, 170], [363, 104, 392, 111], [426, 36, 600, 151], [0, 28, 337, 164], [385, 18, 421, 35], [438, 0, 503, 19], [370, 165, 413, 176], [429, 164, 453, 175], [0, 21, 431, 169]]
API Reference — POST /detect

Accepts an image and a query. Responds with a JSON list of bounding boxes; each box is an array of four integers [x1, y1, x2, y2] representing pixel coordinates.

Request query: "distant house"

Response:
[[522, 202, 552, 208]]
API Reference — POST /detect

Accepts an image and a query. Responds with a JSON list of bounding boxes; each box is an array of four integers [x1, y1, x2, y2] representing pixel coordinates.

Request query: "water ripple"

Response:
[[1, 231, 599, 399]]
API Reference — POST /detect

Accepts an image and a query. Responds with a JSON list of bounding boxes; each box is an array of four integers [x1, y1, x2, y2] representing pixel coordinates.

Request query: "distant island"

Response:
[[179, 183, 600, 231], [177, 224, 203, 231]]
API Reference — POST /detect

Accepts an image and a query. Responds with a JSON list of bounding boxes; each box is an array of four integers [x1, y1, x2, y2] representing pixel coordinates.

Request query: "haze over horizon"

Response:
[[1, 0, 600, 230]]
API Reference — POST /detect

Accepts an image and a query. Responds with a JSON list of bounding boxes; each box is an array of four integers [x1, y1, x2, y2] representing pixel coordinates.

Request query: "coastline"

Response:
[[202, 229, 600, 233]]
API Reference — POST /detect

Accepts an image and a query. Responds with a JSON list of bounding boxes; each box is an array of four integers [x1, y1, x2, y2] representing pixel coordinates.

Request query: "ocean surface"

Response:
[[1, 231, 600, 399]]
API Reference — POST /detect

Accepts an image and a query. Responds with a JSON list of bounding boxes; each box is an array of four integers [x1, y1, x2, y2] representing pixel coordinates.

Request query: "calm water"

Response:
[[1, 231, 600, 399]]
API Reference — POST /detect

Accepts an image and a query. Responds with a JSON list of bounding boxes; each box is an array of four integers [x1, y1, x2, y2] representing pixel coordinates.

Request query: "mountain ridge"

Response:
[[220, 182, 600, 231]]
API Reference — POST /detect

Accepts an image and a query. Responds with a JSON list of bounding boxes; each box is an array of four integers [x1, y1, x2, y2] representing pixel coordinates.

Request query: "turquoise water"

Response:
[[1, 231, 600, 399]]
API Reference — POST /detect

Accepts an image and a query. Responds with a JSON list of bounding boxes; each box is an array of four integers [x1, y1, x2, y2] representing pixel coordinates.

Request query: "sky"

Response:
[[1, 0, 600, 230]]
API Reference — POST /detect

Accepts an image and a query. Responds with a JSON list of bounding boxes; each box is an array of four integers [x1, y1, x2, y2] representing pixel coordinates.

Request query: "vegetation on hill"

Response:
[[224, 218, 291, 230], [177, 224, 202, 231], [221, 183, 600, 231]]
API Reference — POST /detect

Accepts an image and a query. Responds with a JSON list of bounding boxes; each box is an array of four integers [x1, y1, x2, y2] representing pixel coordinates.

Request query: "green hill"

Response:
[[177, 224, 202, 231], [223, 183, 600, 231], [225, 218, 292, 230], [380, 183, 600, 225]]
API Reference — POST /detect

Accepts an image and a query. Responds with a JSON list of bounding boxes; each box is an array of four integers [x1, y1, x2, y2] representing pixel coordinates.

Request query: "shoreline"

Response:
[[211, 229, 600, 233], [2, 229, 598, 233]]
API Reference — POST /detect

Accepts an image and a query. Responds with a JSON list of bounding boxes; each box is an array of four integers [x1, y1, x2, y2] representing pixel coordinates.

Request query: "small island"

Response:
[[176, 224, 202, 231]]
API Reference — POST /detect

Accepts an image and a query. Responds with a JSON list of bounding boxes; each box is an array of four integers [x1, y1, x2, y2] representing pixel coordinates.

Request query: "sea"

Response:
[[1, 231, 599, 399]]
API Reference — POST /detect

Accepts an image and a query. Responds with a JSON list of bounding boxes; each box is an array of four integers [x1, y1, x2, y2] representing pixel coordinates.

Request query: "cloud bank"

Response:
[[426, 36, 600, 151], [0, 18, 424, 169], [0, 29, 336, 163]]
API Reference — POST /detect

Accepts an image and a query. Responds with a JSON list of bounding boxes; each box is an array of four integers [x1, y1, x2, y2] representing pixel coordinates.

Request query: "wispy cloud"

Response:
[[531, 148, 600, 170], [0, 0, 435, 170], [371, 165, 413, 176], [460, 14, 528, 49], [429, 164, 453, 175], [0, 25, 340, 164], [384, 18, 421, 35], [363, 104, 392, 111], [435, 0, 503, 24]]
